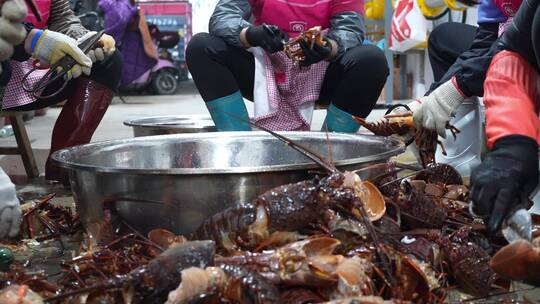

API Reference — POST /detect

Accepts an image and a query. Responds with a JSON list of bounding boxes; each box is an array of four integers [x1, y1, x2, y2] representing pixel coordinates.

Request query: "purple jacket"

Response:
[[100, 0, 157, 85], [478, 0, 522, 24]]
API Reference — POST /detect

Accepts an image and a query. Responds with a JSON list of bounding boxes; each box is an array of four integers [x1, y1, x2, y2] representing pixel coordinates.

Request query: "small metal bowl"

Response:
[[53, 132, 405, 235], [124, 115, 216, 136]]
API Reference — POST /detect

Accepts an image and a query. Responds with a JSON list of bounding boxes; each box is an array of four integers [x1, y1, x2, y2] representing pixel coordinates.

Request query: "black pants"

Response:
[[8, 50, 123, 111], [186, 33, 389, 118], [426, 22, 499, 97]]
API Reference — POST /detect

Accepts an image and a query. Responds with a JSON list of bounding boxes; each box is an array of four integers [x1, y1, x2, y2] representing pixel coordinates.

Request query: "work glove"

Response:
[[0, 0, 28, 62], [408, 79, 466, 138], [0, 168, 21, 239], [470, 135, 539, 234], [26, 29, 93, 80], [77, 31, 116, 63], [245, 24, 288, 53], [299, 37, 334, 67]]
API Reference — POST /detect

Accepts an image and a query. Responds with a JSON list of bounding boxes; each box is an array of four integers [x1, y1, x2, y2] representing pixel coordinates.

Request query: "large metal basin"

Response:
[[52, 132, 405, 235], [124, 115, 216, 136]]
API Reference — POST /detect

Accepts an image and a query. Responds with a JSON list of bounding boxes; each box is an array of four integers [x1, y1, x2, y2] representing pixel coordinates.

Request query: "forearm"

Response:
[[484, 51, 540, 149], [326, 12, 365, 60], [47, 0, 88, 39], [208, 0, 252, 48], [426, 23, 499, 97]]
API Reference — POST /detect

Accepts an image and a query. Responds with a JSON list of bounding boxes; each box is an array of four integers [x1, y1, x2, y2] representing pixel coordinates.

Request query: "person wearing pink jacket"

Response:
[[470, 0, 540, 234], [186, 0, 389, 132]]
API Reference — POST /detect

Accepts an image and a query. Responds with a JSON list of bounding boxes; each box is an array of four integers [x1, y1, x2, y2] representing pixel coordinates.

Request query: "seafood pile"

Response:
[[1, 124, 539, 303]]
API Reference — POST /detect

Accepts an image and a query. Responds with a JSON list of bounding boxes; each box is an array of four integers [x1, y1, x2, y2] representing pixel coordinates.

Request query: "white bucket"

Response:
[[436, 98, 540, 215], [435, 97, 484, 177]]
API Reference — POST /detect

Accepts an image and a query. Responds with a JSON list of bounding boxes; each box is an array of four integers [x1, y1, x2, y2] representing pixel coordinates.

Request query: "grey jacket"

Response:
[[208, 0, 365, 59], [48, 0, 88, 39]]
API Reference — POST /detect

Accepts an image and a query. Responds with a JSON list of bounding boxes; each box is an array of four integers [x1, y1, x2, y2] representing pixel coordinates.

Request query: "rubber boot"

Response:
[[322, 103, 360, 133], [206, 91, 251, 131], [45, 78, 114, 184]]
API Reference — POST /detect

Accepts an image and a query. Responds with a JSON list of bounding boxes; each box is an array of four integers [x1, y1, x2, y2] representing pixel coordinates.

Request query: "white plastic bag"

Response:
[[389, 0, 427, 52]]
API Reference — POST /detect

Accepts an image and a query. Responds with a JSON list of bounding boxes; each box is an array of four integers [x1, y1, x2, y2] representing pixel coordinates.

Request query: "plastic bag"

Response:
[[389, 0, 428, 52]]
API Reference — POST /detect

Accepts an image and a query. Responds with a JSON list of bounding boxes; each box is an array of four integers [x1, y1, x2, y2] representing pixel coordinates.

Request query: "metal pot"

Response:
[[124, 115, 216, 136], [52, 132, 405, 235]]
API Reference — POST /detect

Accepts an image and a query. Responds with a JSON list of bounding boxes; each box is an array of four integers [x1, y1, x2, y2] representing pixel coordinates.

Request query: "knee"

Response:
[[343, 45, 389, 81], [89, 50, 123, 90], [186, 33, 219, 67], [428, 22, 457, 52]]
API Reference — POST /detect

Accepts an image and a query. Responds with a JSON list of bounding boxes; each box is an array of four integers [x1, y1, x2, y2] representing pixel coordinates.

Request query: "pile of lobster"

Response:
[[1, 120, 539, 303]]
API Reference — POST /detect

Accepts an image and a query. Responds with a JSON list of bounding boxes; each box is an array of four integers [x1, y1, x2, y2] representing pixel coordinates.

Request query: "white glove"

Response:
[[409, 79, 466, 138], [0, 0, 28, 61], [26, 29, 93, 80], [0, 168, 21, 239], [77, 31, 116, 63]]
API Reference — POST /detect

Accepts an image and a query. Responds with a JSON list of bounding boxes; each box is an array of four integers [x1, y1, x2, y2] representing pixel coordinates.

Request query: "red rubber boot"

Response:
[[45, 78, 114, 184]]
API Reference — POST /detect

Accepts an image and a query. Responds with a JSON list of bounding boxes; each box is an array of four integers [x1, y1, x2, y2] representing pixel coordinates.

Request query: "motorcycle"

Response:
[[116, 22, 181, 95]]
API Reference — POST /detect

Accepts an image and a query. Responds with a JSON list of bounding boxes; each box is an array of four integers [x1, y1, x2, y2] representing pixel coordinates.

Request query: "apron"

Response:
[[494, 0, 520, 36], [494, 0, 521, 18], [2, 0, 51, 109], [25, 0, 51, 29], [250, 0, 334, 131]]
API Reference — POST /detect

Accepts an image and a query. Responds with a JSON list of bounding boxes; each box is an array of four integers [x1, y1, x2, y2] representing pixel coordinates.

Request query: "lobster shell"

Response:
[[490, 237, 540, 285], [361, 181, 386, 222]]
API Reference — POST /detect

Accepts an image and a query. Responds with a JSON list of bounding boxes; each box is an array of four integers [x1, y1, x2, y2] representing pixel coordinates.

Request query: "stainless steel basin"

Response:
[[52, 132, 405, 235], [124, 115, 216, 136]]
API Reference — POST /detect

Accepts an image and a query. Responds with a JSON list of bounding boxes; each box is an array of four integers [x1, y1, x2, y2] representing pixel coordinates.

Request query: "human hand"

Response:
[[244, 24, 288, 53], [27, 29, 93, 79], [409, 79, 466, 138], [470, 135, 539, 234], [298, 37, 334, 67], [0, 0, 27, 61], [77, 31, 116, 63], [0, 169, 21, 239]]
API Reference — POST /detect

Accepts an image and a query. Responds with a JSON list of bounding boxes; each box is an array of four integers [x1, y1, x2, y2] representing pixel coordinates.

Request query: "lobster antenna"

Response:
[[322, 122, 334, 165], [223, 111, 338, 173]]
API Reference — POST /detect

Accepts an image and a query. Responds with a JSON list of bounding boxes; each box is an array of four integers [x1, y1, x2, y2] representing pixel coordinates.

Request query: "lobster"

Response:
[[354, 112, 460, 168], [0, 284, 45, 304], [214, 237, 375, 298], [436, 227, 499, 297], [190, 125, 387, 254], [284, 26, 327, 61], [45, 240, 216, 303], [397, 181, 448, 230], [165, 264, 281, 304], [490, 236, 540, 286]]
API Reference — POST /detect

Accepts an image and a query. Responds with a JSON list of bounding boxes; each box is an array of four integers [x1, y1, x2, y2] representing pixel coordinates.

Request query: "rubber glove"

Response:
[[0, 168, 21, 239], [470, 135, 539, 234], [407, 78, 466, 138], [299, 37, 335, 67], [244, 25, 288, 53], [26, 29, 93, 80], [0, 0, 28, 61], [77, 31, 116, 63]]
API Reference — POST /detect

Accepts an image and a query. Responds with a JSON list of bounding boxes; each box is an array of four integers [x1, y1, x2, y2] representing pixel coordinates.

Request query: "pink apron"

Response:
[[2, 0, 51, 109], [25, 0, 51, 29], [249, 0, 363, 131], [494, 0, 520, 35], [494, 0, 521, 18]]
